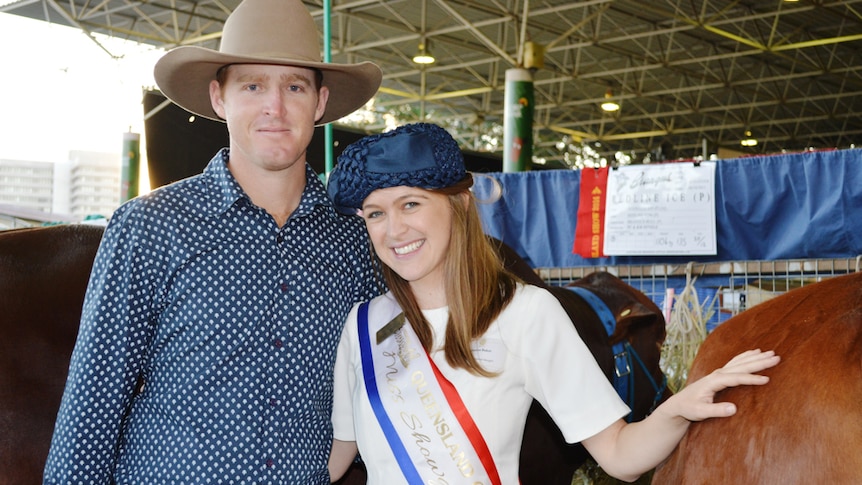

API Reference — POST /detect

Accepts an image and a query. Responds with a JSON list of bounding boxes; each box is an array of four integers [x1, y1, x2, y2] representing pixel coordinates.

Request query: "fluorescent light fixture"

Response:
[[601, 88, 620, 112], [740, 130, 758, 147], [412, 42, 435, 64]]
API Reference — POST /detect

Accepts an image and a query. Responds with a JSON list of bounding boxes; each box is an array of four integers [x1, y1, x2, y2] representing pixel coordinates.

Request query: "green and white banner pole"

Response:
[[503, 68, 534, 173], [120, 131, 140, 203]]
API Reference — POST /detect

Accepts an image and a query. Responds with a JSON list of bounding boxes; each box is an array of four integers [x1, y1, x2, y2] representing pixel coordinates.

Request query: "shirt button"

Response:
[[274, 339, 283, 348], [265, 458, 275, 468], [269, 398, 278, 407], [280, 282, 288, 292], [276, 234, 284, 244]]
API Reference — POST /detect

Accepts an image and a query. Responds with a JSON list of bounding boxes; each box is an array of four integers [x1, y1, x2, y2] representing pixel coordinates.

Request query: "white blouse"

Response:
[[332, 284, 629, 484]]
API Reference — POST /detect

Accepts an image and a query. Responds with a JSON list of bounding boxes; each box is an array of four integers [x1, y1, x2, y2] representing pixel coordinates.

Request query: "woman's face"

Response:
[[361, 185, 453, 303]]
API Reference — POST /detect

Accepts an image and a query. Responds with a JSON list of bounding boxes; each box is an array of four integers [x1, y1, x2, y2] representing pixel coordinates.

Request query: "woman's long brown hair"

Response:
[[381, 174, 520, 376]]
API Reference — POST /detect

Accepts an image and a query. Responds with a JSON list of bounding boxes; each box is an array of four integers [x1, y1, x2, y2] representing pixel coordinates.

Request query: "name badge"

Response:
[[376, 312, 406, 344], [471, 338, 506, 373]]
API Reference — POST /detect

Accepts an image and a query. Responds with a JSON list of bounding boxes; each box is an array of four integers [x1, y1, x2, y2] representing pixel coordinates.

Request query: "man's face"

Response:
[[209, 64, 329, 173]]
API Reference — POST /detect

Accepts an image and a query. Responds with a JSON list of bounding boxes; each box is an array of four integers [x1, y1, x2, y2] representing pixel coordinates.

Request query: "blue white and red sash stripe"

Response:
[[357, 298, 502, 485]]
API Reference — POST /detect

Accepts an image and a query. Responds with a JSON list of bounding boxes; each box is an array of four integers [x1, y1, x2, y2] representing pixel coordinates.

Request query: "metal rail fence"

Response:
[[538, 256, 862, 332]]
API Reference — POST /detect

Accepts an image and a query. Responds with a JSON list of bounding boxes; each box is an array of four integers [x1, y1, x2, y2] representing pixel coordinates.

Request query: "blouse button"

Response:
[[265, 458, 275, 468], [274, 339, 283, 348]]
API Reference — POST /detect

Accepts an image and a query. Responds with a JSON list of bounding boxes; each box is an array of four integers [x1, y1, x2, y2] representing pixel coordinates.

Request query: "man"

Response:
[[43, 0, 382, 483]]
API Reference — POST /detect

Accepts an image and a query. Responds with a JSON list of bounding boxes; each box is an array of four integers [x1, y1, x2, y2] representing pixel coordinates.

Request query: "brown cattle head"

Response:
[[569, 272, 672, 420]]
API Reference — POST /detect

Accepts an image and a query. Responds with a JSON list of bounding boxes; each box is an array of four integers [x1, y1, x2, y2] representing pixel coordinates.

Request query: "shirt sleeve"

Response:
[[338, 215, 384, 305], [500, 285, 630, 444], [43, 204, 159, 484], [332, 303, 360, 442]]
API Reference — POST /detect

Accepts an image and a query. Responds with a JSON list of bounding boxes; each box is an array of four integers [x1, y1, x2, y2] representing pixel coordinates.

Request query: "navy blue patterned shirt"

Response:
[[44, 149, 381, 484]]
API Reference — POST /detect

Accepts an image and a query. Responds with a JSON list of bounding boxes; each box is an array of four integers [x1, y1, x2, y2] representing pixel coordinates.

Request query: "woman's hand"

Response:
[[328, 439, 359, 482], [582, 349, 780, 482], [671, 349, 780, 422]]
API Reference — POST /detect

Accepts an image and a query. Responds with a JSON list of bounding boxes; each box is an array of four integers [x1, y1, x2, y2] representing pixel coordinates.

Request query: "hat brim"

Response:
[[153, 46, 382, 125]]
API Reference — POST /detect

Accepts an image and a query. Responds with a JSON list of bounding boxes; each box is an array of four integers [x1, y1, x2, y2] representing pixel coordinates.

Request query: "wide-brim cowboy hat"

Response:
[[153, 0, 382, 125]]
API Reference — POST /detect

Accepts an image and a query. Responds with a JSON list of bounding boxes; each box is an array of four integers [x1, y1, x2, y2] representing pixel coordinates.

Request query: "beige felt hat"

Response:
[[153, 0, 382, 125]]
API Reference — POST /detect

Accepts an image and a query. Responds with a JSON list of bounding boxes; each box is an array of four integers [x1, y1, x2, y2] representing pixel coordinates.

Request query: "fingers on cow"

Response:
[[677, 349, 780, 421], [714, 349, 780, 385]]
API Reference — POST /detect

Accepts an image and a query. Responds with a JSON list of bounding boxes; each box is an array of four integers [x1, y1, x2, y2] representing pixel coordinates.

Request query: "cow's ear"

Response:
[[610, 302, 663, 343]]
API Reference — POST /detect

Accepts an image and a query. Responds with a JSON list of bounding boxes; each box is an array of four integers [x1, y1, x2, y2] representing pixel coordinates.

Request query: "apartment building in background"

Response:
[[65, 150, 122, 218], [0, 151, 120, 229], [0, 159, 54, 213]]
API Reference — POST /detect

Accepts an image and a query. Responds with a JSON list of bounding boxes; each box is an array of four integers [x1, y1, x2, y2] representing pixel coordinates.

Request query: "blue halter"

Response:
[[566, 286, 667, 422]]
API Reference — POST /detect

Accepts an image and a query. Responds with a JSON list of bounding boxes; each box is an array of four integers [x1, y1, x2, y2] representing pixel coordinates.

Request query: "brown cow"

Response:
[[0, 225, 669, 485], [652, 270, 862, 484], [0, 224, 104, 484]]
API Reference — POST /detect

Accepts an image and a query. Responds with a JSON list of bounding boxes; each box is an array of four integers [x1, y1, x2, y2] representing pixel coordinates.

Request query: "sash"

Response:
[[358, 298, 502, 485]]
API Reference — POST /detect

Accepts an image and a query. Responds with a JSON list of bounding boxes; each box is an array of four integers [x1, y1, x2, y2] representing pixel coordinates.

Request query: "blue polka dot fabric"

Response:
[[44, 149, 381, 484]]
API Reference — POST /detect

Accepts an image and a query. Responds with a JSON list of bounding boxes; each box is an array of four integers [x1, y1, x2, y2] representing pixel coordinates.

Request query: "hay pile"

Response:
[[660, 271, 716, 393]]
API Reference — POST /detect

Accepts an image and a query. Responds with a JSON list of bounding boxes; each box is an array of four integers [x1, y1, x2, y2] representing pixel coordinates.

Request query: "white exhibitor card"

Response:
[[603, 162, 717, 256]]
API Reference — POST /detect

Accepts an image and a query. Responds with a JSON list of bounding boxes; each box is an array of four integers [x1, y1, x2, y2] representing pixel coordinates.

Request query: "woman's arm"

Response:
[[328, 439, 359, 482], [582, 349, 780, 482]]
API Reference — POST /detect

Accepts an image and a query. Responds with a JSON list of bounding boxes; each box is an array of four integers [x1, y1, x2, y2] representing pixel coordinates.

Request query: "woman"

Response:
[[326, 123, 779, 484]]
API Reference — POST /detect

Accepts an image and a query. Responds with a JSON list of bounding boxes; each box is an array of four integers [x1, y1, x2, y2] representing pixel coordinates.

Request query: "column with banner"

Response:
[[503, 68, 534, 173], [120, 132, 140, 203]]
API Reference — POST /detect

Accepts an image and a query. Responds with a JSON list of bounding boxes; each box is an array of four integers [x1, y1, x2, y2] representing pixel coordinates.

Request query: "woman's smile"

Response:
[[393, 240, 424, 255]]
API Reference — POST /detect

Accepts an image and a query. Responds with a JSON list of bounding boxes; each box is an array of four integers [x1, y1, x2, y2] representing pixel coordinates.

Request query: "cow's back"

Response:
[[653, 271, 862, 484], [0, 225, 104, 484]]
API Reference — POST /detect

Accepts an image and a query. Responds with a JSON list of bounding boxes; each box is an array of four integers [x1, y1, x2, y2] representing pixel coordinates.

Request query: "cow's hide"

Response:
[[652, 271, 862, 484], [0, 225, 103, 484]]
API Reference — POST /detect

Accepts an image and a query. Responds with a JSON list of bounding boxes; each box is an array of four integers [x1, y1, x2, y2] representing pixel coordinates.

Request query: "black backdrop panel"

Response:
[[143, 91, 228, 189], [143, 91, 502, 190]]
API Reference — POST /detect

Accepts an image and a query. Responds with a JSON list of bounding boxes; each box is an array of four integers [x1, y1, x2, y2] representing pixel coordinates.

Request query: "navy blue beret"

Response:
[[327, 123, 466, 213]]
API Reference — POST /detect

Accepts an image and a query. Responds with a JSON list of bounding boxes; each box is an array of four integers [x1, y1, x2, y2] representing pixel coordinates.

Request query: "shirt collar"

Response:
[[294, 164, 335, 218], [203, 148, 337, 219]]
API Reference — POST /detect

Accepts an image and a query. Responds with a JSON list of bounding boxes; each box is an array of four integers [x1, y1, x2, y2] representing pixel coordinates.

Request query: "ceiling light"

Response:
[[412, 41, 435, 64], [740, 130, 758, 147], [601, 88, 620, 112]]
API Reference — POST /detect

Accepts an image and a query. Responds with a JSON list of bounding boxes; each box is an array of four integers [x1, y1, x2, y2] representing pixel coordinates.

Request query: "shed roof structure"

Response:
[[4, 0, 862, 164]]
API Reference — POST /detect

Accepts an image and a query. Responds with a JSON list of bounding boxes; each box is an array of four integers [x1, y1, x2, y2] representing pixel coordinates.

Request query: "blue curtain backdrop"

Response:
[[474, 149, 862, 269]]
